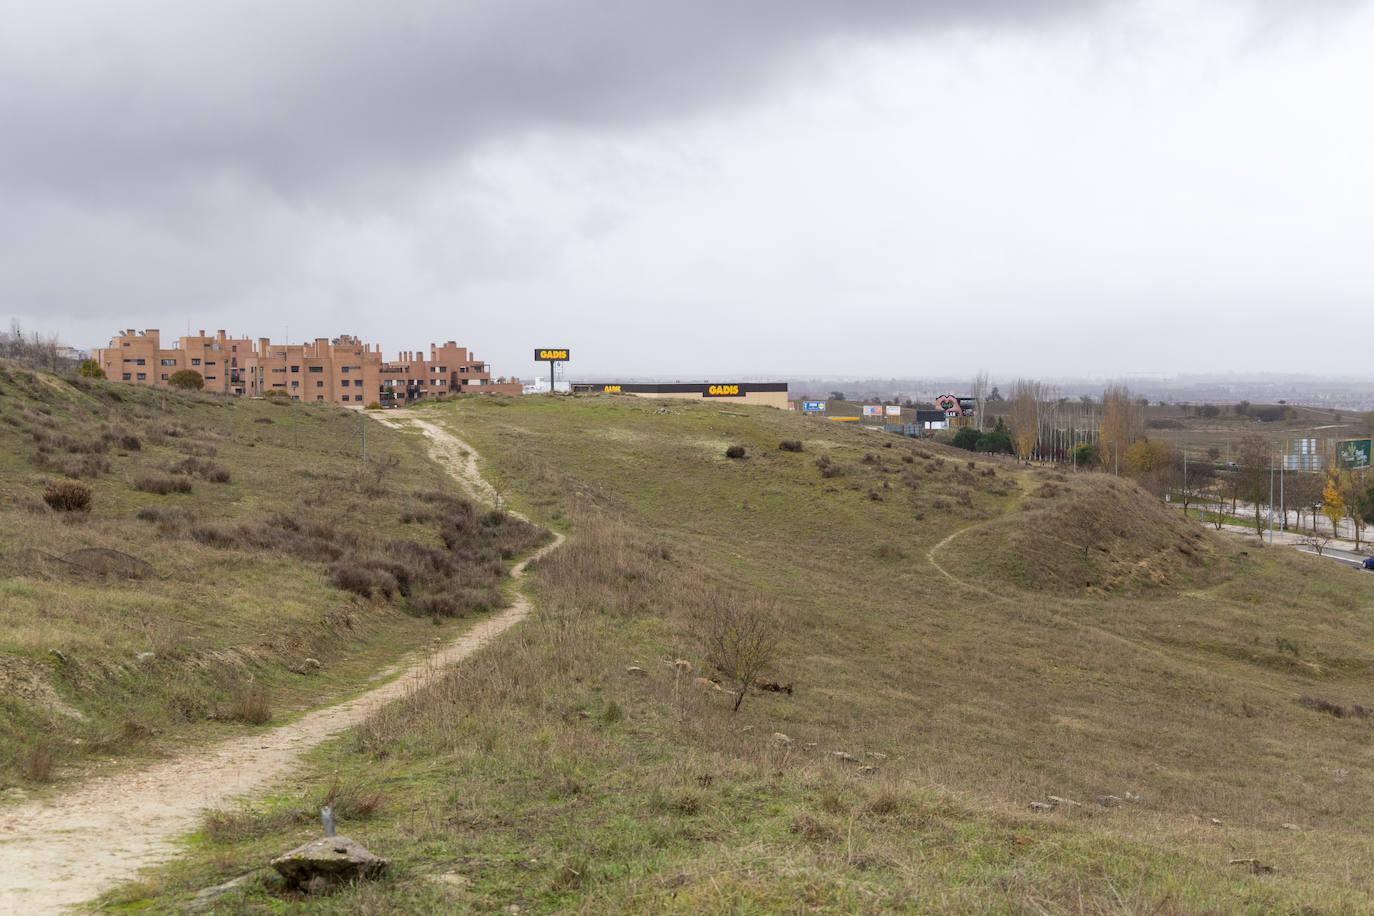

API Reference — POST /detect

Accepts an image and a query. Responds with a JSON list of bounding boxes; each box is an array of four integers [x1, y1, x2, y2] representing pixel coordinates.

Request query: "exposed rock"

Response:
[[1097, 795, 1123, 808], [857, 765, 878, 775], [866, 752, 888, 760], [136, 652, 156, 662], [693, 677, 722, 692], [1209, 818, 1223, 826], [1124, 791, 1141, 802], [270, 835, 389, 892], [1029, 801, 1055, 811], [625, 666, 646, 675], [1046, 795, 1080, 807], [773, 732, 793, 746], [302, 657, 321, 669], [188, 869, 279, 911], [831, 751, 856, 762], [804, 742, 818, 750], [740, 725, 755, 734], [1280, 823, 1301, 831]]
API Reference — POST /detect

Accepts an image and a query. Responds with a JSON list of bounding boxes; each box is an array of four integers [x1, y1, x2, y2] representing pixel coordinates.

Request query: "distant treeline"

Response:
[[0, 320, 80, 373]]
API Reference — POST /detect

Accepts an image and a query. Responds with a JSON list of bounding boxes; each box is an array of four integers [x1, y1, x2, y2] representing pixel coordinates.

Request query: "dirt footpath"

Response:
[[0, 417, 560, 915]]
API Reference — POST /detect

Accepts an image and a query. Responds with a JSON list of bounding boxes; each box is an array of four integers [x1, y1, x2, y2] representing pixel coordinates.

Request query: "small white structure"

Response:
[[523, 377, 571, 394]]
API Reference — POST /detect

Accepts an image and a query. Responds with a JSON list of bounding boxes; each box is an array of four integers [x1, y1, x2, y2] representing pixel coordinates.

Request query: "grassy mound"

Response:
[[946, 468, 1223, 596]]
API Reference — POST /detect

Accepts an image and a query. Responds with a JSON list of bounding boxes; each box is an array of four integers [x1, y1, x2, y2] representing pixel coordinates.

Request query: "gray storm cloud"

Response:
[[2, 0, 1371, 378], [1, 1, 1102, 200]]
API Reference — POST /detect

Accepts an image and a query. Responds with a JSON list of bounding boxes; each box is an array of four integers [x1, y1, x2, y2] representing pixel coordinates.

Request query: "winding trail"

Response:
[[0, 415, 560, 915]]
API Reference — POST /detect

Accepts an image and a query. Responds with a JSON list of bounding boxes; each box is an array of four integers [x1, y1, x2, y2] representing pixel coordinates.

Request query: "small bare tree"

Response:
[[1299, 533, 1332, 556], [703, 600, 778, 713]]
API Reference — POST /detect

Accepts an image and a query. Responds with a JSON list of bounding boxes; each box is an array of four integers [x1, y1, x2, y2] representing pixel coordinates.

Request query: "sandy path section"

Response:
[[0, 416, 560, 915]]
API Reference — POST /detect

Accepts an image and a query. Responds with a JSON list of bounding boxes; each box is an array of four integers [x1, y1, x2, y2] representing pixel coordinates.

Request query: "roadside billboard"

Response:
[[885, 405, 902, 417], [803, 401, 825, 412], [534, 348, 570, 361], [862, 405, 882, 417], [1338, 438, 1372, 470]]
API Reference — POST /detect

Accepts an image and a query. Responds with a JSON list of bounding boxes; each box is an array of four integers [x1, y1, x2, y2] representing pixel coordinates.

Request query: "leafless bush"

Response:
[[1298, 533, 1332, 557], [702, 599, 779, 713], [20, 742, 57, 781], [725, 444, 746, 459], [779, 440, 804, 452], [330, 561, 400, 599], [1297, 697, 1363, 719], [134, 474, 193, 495], [171, 456, 230, 482]]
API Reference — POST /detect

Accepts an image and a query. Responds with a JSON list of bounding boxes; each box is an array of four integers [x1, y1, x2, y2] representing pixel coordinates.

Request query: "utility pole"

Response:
[[361, 412, 367, 462], [1268, 451, 1275, 545]]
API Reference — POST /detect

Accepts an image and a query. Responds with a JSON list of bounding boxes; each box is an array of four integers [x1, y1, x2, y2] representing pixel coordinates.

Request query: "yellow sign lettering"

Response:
[[706, 384, 741, 396], [537, 349, 569, 361], [603, 385, 621, 392]]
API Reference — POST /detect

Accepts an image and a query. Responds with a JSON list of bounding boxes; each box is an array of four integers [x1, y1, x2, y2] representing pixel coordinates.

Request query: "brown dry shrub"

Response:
[[134, 474, 193, 495], [229, 686, 272, 725], [43, 480, 92, 512]]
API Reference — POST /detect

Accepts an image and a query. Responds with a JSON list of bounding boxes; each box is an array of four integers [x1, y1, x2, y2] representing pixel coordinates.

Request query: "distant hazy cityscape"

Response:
[[787, 375, 1374, 412]]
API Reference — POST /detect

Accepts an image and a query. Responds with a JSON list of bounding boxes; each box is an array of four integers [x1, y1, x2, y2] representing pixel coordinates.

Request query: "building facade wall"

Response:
[[97, 330, 385, 406], [381, 341, 522, 402], [574, 383, 788, 409], [94, 329, 255, 394]]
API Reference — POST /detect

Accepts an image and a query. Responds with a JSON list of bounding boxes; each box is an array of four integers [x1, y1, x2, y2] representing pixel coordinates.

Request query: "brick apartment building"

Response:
[[93, 330, 519, 406], [381, 341, 522, 403], [94, 329, 256, 394]]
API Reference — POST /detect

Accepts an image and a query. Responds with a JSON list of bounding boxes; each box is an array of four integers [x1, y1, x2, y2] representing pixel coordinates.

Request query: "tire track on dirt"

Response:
[[0, 415, 560, 915]]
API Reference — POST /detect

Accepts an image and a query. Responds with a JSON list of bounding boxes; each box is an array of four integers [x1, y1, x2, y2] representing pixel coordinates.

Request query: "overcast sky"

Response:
[[3, 0, 1371, 381]]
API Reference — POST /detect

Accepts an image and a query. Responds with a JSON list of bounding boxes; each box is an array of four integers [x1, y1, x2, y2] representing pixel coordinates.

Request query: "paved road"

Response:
[[1295, 544, 1371, 569]]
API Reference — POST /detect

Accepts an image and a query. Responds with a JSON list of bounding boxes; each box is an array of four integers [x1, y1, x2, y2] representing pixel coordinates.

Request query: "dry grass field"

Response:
[[0, 364, 541, 787], [97, 392, 1374, 913]]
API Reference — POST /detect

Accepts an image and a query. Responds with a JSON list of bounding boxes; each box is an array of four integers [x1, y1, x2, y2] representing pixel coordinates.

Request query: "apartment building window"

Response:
[[459, 366, 468, 373], [271, 367, 285, 373], [309, 366, 322, 373], [136, 373, 146, 380], [291, 381, 299, 389], [122, 373, 131, 380], [316, 395, 324, 401], [122, 342, 130, 347], [205, 361, 216, 366], [290, 365, 299, 373], [160, 374, 168, 381], [205, 375, 216, 381], [316, 381, 323, 388], [340, 366, 349, 373], [161, 358, 176, 366], [191, 358, 201, 366]]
